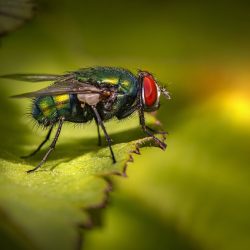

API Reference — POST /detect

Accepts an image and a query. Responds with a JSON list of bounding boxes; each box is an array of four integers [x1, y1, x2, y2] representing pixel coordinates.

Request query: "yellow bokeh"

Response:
[[219, 91, 250, 126]]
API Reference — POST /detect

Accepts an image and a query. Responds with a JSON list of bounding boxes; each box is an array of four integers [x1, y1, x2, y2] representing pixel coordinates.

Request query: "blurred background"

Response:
[[0, 0, 250, 250]]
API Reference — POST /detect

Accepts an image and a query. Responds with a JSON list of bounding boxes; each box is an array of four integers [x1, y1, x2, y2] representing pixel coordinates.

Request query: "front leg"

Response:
[[139, 108, 166, 150]]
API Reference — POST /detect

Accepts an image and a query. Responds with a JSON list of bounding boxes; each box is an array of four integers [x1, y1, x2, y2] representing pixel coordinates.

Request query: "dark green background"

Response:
[[1, 1, 250, 249]]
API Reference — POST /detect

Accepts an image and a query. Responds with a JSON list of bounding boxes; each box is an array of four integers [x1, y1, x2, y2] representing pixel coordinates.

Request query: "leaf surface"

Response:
[[0, 89, 163, 250]]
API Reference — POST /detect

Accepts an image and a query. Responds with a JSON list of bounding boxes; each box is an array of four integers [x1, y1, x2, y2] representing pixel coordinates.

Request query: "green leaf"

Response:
[[0, 87, 164, 250], [86, 102, 250, 250]]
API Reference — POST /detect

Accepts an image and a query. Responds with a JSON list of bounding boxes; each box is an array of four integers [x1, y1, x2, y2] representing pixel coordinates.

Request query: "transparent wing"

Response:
[[0, 0, 35, 36], [1, 73, 62, 82], [11, 80, 104, 98]]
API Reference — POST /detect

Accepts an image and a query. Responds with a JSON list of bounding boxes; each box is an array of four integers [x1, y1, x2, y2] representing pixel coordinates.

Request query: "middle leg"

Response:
[[94, 116, 102, 146], [91, 106, 116, 163]]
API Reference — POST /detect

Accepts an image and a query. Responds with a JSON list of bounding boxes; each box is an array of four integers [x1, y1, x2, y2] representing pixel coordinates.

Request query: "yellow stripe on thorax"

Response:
[[101, 78, 119, 85]]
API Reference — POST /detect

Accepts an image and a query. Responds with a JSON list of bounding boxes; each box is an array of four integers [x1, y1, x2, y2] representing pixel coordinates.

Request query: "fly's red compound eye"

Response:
[[142, 75, 159, 107]]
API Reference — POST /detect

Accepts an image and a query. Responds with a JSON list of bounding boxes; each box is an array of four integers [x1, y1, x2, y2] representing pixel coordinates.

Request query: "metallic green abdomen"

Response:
[[32, 94, 93, 126], [32, 95, 71, 125]]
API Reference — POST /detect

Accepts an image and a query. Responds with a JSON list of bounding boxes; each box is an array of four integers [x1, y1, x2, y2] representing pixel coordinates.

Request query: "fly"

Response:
[[2, 66, 170, 173]]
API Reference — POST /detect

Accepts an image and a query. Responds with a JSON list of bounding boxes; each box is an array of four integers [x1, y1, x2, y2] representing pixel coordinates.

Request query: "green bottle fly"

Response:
[[3, 66, 170, 173]]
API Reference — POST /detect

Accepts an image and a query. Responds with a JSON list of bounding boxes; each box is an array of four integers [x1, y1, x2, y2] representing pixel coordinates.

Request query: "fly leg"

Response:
[[21, 125, 54, 158], [27, 117, 64, 173], [91, 106, 116, 163], [139, 108, 166, 150], [94, 117, 102, 146], [137, 71, 166, 149]]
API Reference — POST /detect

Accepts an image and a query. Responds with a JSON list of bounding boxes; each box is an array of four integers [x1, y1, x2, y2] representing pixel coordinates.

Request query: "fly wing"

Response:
[[1, 73, 62, 82], [11, 80, 104, 98]]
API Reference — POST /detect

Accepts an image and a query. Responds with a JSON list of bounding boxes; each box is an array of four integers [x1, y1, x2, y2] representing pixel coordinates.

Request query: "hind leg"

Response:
[[27, 118, 64, 173], [21, 125, 54, 158]]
